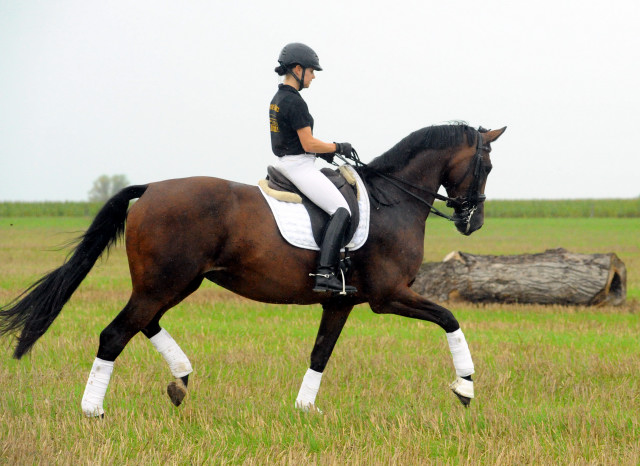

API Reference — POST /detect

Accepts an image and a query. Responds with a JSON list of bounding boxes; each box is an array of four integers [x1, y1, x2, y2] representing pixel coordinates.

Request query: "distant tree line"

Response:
[[88, 175, 130, 202]]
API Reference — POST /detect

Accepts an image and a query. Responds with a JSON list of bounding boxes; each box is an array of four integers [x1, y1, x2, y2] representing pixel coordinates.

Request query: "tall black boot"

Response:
[[311, 207, 357, 294]]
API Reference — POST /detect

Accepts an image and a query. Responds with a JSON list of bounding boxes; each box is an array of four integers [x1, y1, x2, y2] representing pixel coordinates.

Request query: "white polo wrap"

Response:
[[81, 357, 114, 417], [295, 368, 323, 410], [450, 376, 475, 398], [446, 328, 475, 377], [149, 328, 193, 378]]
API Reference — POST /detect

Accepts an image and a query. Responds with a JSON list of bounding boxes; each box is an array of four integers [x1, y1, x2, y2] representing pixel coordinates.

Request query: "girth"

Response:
[[261, 165, 360, 247]]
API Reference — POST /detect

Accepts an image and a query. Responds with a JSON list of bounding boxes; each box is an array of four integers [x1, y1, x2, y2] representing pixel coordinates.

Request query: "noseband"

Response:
[[336, 130, 488, 229]]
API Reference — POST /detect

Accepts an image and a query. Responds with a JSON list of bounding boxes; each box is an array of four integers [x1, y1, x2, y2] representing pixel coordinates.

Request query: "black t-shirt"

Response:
[[269, 84, 314, 156]]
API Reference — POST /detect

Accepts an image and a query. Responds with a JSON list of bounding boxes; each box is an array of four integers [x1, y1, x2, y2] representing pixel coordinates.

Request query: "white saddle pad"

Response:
[[258, 165, 370, 251]]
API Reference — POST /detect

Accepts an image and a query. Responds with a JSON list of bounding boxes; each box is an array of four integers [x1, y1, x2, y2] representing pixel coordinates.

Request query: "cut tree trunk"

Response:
[[412, 248, 626, 306]]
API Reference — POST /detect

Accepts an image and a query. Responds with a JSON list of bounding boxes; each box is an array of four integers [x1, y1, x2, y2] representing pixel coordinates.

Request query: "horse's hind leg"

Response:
[[138, 275, 203, 408], [141, 314, 195, 407], [81, 277, 203, 417], [81, 296, 157, 417], [295, 301, 353, 412]]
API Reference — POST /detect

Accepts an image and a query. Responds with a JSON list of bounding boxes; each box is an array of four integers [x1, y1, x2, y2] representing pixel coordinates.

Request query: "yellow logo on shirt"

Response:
[[270, 116, 279, 133], [270, 104, 280, 132]]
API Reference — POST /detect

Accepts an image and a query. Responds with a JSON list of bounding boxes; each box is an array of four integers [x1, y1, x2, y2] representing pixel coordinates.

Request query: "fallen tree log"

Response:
[[412, 248, 626, 306]]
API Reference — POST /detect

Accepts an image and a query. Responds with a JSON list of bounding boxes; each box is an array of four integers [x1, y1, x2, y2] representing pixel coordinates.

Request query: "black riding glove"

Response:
[[334, 142, 353, 157], [317, 153, 335, 163]]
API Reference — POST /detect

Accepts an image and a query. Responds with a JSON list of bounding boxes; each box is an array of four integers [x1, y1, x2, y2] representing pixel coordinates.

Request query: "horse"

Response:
[[0, 123, 506, 417]]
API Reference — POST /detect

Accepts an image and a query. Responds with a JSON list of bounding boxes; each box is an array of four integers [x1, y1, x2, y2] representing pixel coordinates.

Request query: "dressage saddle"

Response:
[[262, 166, 360, 247]]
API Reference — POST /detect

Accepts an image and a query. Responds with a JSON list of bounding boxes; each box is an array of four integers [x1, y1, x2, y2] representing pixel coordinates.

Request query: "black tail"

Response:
[[0, 185, 148, 359]]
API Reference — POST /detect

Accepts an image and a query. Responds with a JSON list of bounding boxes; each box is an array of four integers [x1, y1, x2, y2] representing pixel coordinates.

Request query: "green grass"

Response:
[[0, 217, 639, 464]]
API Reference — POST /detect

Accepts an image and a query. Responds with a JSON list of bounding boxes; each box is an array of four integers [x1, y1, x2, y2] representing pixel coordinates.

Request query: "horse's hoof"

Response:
[[167, 379, 187, 407], [81, 404, 105, 418], [453, 392, 472, 408], [295, 400, 323, 415], [450, 376, 474, 408]]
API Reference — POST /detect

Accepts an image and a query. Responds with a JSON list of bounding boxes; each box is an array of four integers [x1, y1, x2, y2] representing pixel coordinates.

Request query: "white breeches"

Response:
[[274, 154, 350, 216]]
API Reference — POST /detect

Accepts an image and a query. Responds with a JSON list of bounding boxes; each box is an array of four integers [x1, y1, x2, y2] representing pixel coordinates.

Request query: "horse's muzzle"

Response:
[[453, 206, 483, 236]]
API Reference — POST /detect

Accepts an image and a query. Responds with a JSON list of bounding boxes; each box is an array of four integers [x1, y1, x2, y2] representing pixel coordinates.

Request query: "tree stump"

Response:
[[412, 248, 626, 306]]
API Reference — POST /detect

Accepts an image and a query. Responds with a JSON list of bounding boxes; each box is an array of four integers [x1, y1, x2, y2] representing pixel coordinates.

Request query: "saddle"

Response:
[[259, 165, 360, 247]]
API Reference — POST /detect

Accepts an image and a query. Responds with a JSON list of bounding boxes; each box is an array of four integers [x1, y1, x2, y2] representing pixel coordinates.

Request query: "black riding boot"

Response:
[[312, 207, 357, 294]]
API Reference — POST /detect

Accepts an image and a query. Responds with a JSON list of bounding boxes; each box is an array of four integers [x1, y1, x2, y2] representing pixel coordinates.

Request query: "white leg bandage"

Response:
[[81, 358, 114, 417], [295, 368, 323, 411], [149, 328, 193, 378], [446, 329, 475, 377]]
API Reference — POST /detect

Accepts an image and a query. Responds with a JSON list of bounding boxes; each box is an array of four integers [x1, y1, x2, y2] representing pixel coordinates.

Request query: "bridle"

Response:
[[444, 130, 490, 232], [335, 129, 489, 232]]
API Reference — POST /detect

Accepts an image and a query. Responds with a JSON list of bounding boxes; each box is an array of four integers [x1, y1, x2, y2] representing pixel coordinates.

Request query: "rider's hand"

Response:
[[317, 153, 334, 163], [334, 142, 353, 157]]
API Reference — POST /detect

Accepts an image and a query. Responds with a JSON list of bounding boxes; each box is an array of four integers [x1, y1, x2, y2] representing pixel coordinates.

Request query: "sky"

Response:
[[1, 0, 639, 201]]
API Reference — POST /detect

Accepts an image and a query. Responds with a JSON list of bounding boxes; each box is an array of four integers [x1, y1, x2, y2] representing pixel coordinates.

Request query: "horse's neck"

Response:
[[376, 148, 450, 222], [393, 148, 448, 195]]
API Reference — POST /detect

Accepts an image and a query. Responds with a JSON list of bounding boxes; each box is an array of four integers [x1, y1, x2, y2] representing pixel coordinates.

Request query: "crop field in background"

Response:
[[0, 214, 639, 464], [1, 197, 639, 218]]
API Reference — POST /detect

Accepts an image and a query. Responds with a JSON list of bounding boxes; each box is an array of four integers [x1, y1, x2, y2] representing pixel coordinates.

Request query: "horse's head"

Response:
[[442, 126, 507, 236]]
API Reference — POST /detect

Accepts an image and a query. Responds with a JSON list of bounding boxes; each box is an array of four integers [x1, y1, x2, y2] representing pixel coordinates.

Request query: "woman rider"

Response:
[[269, 43, 357, 294]]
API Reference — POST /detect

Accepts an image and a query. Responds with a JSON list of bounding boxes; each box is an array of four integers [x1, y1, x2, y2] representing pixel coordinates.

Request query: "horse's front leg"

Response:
[[295, 301, 353, 412], [370, 287, 475, 407]]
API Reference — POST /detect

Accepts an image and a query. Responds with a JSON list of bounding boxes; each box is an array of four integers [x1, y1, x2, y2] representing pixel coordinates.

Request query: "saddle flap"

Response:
[[261, 165, 360, 247]]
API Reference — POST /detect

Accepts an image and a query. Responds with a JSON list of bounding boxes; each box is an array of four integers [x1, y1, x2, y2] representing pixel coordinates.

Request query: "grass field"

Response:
[[0, 216, 639, 464]]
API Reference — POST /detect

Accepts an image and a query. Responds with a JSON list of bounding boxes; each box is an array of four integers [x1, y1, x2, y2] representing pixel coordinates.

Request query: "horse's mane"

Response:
[[353, 122, 478, 207], [365, 122, 477, 174]]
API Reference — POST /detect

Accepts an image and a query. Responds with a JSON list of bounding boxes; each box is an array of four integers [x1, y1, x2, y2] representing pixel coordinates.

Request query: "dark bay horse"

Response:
[[0, 123, 506, 416]]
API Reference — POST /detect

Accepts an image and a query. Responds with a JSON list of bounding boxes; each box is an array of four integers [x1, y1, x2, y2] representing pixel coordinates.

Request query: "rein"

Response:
[[335, 130, 487, 224], [364, 169, 458, 221]]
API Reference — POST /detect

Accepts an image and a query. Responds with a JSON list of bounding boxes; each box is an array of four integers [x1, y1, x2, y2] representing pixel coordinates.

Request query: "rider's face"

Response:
[[303, 68, 315, 88], [293, 65, 315, 88]]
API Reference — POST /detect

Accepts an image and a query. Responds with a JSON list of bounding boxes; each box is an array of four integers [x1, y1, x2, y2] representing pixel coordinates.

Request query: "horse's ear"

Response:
[[483, 126, 507, 144]]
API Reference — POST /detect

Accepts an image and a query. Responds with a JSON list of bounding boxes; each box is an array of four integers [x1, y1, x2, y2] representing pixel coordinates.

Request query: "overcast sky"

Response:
[[1, 0, 639, 201]]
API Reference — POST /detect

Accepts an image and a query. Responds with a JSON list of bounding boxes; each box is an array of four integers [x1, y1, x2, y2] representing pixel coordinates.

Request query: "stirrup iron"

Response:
[[338, 269, 347, 295]]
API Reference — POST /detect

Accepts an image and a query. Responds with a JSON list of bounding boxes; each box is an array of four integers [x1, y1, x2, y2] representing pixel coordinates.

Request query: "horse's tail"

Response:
[[0, 184, 148, 359]]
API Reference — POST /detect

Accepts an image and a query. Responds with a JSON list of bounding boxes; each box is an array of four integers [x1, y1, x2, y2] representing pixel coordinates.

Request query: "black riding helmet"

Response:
[[276, 43, 322, 91]]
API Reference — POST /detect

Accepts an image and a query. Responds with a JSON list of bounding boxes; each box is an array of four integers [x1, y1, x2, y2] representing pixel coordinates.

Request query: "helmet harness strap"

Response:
[[286, 64, 305, 91], [299, 67, 306, 91]]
